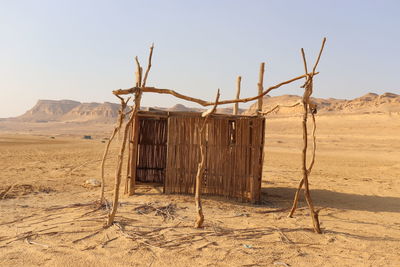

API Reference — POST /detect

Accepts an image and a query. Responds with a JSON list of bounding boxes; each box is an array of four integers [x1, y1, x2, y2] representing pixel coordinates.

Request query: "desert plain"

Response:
[[0, 98, 400, 266]]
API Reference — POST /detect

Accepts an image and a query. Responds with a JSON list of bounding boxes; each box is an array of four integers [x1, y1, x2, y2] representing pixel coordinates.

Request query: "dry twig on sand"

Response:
[[25, 237, 50, 248], [134, 202, 177, 221], [1, 183, 17, 199], [113, 222, 160, 249]]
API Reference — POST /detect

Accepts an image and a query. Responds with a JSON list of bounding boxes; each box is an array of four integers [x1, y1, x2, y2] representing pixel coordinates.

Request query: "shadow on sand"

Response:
[[263, 187, 400, 213]]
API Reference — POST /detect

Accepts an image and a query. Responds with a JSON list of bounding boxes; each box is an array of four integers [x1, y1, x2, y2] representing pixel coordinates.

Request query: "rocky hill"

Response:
[[16, 100, 120, 123], [18, 100, 81, 122], [61, 102, 120, 123], [244, 92, 400, 116]]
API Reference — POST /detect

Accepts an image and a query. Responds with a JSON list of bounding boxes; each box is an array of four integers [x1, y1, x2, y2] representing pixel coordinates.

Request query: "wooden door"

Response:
[[136, 118, 168, 183]]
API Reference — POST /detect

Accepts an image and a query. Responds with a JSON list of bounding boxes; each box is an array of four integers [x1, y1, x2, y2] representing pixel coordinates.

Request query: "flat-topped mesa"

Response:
[[18, 99, 81, 122]]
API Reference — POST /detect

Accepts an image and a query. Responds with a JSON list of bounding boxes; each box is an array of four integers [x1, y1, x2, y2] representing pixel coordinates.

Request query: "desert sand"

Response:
[[1, 110, 399, 266]]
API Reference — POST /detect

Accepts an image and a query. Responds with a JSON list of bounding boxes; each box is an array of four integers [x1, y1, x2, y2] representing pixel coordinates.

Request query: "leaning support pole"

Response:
[[107, 44, 153, 225], [194, 89, 220, 228], [99, 96, 130, 205], [106, 111, 135, 227], [233, 76, 241, 115], [288, 38, 326, 234], [257, 62, 265, 114], [106, 92, 141, 227], [288, 110, 316, 217], [299, 87, 321, 233]]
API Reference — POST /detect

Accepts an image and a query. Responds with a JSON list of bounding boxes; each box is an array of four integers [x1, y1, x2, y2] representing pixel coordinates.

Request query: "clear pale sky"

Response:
[[1, 0, 399, 117]]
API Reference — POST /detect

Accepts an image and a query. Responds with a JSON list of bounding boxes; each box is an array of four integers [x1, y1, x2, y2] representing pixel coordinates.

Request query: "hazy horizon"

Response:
[[1, 0, 400, 117]]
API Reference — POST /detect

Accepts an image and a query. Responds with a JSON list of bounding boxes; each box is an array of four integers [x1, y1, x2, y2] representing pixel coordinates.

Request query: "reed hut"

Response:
[[126, 110, 265, 203], [104, 39, 326, 232]]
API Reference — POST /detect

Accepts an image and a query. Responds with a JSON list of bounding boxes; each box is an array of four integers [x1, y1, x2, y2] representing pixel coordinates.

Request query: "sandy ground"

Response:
[[0, 113, 399, 266]]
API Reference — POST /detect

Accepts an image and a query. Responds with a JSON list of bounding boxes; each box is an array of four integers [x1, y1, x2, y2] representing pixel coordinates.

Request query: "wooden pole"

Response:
[[194, 89, 220, 228], [135, 57, 142, 88], [287, 38, 326, 234], [127, 93, 141, 196], [99, 96, 129, 205], [233, 76, 241, 115], [124, 121, 132, 195], [106, 109, 136, 227], [299, 90, 321, 233], [142, 43, 154, 88], [107, 43, 154, 224], [257, 62, 265, 114], [127, 44, 153, 196], [194, 132, 206, 228]]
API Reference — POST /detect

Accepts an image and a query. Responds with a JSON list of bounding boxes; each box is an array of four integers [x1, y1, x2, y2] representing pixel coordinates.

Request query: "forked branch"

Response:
[[288, 38, 326, 234]]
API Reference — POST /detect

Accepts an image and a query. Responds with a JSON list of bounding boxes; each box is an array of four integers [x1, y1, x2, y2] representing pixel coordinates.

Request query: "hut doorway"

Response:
[[135, 117, 168, 185]]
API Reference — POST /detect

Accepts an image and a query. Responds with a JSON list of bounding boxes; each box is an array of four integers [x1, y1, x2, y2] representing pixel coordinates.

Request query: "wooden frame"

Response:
[[101, 39, 327, 233]]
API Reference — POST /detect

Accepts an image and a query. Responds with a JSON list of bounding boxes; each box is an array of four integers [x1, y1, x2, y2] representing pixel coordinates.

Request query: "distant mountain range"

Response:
[[10, 100, 244, 123], [245, 92, 400, 115], [6, 92, 400, 123]]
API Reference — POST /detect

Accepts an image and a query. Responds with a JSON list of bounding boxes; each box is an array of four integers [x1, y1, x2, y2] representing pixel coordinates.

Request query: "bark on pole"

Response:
[[233, 76, 241, 115], [257, 62, 265, 114], [194, 90, 220, 228]]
